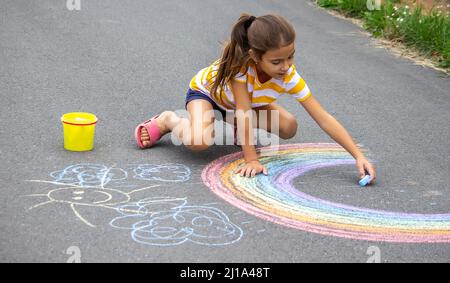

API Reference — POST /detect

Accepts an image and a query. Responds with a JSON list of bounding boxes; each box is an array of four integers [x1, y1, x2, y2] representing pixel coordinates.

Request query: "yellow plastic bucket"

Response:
[[61, 112, 98, 151]]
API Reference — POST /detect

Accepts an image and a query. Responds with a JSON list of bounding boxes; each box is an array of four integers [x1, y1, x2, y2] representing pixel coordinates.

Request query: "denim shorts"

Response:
[[185, 88, 228, 120]]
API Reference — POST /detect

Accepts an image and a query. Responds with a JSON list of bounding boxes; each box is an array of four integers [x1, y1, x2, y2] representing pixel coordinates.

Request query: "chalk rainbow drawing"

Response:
[[110, 197, 243, 246], [202, 143, 450, 243]]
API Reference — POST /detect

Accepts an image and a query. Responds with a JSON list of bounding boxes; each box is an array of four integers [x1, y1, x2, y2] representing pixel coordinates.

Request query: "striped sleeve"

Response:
[[285, 68, 312, 102], [233, 64, 248, 83]]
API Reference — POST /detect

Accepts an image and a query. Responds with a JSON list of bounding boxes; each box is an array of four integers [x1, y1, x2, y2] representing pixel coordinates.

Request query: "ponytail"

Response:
[[210, 13, 256, 103]]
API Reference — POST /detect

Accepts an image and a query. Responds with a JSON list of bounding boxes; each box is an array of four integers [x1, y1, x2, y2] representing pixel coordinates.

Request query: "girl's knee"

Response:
[[280, 117, 298, 139], [185, 131, 214, 152]]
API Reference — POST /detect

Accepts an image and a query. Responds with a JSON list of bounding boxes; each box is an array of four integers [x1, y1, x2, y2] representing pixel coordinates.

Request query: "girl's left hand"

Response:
[[356, 157, 376, 184], [234, 160, 268, 178]]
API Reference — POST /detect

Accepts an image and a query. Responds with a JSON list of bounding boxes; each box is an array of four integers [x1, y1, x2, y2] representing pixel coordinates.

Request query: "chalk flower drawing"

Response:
[[110, 197, 243, 246], [25, 163, 244, 246]]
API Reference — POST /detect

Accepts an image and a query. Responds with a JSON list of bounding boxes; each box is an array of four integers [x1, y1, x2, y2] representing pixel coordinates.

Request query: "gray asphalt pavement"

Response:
[[1, 0, 449, 263]]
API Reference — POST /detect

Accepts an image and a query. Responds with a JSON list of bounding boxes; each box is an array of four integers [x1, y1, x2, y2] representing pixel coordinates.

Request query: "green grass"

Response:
[[316, 0, 450, 69]]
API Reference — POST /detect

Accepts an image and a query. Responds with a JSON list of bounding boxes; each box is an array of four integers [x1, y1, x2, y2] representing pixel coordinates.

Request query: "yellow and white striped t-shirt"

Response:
[[189, 59, 312, 111]]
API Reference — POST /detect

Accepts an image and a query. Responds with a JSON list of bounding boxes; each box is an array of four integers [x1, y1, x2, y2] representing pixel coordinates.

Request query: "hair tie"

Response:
[[244, 16, 256, 31]]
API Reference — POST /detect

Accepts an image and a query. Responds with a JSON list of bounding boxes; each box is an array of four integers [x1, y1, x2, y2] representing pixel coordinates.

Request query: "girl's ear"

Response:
[[248, 49, 258, 63]]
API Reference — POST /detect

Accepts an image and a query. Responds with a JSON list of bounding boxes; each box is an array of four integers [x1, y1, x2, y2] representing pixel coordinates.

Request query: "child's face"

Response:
[[250, 43, 295, 80]]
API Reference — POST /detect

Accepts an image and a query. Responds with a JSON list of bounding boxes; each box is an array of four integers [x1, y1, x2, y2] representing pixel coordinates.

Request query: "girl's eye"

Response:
[[272, 57, 293, 65]]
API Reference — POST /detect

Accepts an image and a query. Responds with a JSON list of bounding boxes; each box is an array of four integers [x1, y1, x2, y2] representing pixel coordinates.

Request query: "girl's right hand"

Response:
[[234, 160, 268, 178]]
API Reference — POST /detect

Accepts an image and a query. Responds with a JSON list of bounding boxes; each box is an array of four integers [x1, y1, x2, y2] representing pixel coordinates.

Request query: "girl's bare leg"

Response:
[[140, 100, 216, 151], [253, 102, 298, 139], [222, 102, 298, 140]]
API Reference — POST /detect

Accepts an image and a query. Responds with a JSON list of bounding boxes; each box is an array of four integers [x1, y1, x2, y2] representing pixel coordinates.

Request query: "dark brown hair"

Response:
[[210, 13, 296, 102]]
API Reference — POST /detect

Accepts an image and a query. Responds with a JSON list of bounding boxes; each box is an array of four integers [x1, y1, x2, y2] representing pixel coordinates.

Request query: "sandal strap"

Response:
[[135, 114, 162, 148], [142, 115, 161, 147]]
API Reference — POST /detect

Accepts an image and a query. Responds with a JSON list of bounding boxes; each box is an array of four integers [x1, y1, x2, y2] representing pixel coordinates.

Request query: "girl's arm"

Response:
[[300, 96, 377, 182], [231, 79, 268, 177]]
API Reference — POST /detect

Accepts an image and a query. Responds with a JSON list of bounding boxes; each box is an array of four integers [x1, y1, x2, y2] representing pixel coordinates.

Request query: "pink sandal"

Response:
[[134, 114, 163, 149]]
